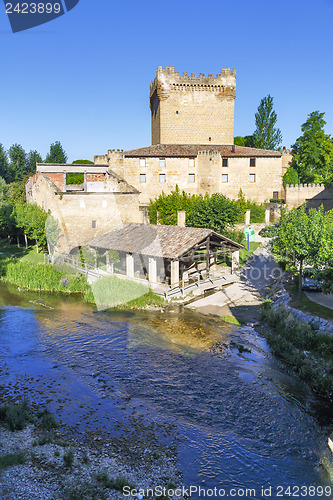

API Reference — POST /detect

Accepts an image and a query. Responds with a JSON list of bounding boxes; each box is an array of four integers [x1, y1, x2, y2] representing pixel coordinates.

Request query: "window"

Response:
[[272, 191, 279, 199], [222, 158, 228, 167], [209, 137, 212, 142], [176, 111, 179, 115], [250, 158, 256, 167], [222, 174, 228, 183], [92, 220, 97, 229], [159, 173, 166, 183], [189, 173, 195, 183], [159, 158, 165, 167], [249, 173, 256, 183], [140, 158, 146, 167], [140, 174, 146, 183], [189, 158, 195, 167]]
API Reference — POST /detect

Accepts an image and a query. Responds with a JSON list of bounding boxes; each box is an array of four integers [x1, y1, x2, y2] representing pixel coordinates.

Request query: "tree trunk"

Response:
[[24, 234, 28, 250], [36, 239, 39, 253], [298, 258, 303, 302]]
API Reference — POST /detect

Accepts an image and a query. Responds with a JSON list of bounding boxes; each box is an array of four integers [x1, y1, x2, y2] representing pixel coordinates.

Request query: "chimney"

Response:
[[177, 211, 186, 227]]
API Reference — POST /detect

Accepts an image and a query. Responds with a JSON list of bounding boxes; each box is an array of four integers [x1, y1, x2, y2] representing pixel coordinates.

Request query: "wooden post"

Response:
[[206, 237, 210, 278]]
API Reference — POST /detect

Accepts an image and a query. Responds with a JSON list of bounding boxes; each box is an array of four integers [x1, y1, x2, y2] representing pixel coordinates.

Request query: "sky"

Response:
[[1, 0, 333, 162]]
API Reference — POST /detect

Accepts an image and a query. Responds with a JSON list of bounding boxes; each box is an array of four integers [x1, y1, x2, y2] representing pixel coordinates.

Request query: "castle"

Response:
[[27, 65, 299, 254], [95, 66, 292, 205]]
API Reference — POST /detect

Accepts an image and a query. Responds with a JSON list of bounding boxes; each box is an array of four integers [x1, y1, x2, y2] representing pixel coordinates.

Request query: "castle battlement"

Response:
[[150, 65, 236, 145], [150, 66, 236, 97], [285, 183, 325, 190]]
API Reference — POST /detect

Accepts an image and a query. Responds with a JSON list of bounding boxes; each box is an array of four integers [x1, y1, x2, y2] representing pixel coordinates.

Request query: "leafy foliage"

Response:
[[45, 215, 61, 254], [14, 203, 48, 249], [283, 166, 299, 188], [252, 95, 282, 150], [45, 141, 68, 164], [26, 150, 43, 173], [270, 205, 333, 294], [148, 186, 244, 232], [8, 143, 27, 182], [66, 173, 84, 184], [292, 111, 333, 184], [234, 135, 254, 147], [72, 159, 94, 164], [0, 144, 8, 180]]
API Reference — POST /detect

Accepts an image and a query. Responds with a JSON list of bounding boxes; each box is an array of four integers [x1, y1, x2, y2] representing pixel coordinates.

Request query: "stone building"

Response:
[[95, 66, 292, 205], [26, 163, 142, 253]]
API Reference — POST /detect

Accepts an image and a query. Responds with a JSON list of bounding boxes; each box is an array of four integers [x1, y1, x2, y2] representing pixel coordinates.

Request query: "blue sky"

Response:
[[1, 0, 333, 161]]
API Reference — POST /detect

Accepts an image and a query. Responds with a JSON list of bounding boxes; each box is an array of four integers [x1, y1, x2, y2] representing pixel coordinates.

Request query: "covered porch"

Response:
[[88, 223, 243, 294]]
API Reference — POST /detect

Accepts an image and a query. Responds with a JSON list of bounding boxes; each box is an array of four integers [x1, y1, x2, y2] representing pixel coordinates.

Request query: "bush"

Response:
[[0, 399, 33, 432], [38, 407, 58, 431], [66, 173, 84, 185], [2, 260, 89, 293], [0, 452, 25, 469], [63, 449, 75, 469]]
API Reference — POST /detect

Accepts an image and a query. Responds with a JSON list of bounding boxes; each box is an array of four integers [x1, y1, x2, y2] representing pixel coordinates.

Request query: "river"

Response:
[[0, 284, 332, 499]]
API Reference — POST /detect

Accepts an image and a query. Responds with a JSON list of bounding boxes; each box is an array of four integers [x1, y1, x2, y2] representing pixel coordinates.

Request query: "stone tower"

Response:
[[150, 66, 236, 145]]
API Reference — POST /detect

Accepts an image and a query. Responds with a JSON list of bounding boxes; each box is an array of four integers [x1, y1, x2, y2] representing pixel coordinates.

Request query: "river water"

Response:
[[0, 284, 332, 499]]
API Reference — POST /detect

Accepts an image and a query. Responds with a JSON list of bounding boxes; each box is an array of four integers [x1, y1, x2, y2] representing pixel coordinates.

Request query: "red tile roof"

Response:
[[123, 144, 281, 158]]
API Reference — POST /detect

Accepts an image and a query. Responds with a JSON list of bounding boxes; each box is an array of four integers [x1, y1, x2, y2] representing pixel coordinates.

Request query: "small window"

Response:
[[140, 174, 146, 183], [189, 173, 195, 183], [209, 137, 212, 142], [250, 158, 256, 167], [140, 158, 146, 167], [92, 220, 97, 229], [159, 158, 165, 167], [222, 158, 228, 167], [159, 173, 166, 183], [189, 158, 195, 167], [273, 191, 279, 199], [222, 174, 228, 183], [176, 111, 179, 115], [249, 173, 256, 183]]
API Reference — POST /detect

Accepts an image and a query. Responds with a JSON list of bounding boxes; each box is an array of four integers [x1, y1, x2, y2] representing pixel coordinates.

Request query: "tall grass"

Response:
[[1, 260, 89, 293], [261, 303, 333, 399]]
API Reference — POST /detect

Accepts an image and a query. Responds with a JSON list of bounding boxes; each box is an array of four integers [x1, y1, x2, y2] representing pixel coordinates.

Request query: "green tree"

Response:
[[0, 203, 16, 238], [292, 111, 333, 184], [45, 215, 61, 254], [72, 159, 94, 164], [0, 144, 8, 180], [45, 141, 68, 164], [271, 205, 326, 299], [14, 203, 48, 252], [252, 95, 282, 150], [8, 143, 27, 182], [26, 150, 43, 173], [283, 166, 299, 188], [234, 135, 254, 147], [0, 176, 8, 203], [7, 180, 28, 204]]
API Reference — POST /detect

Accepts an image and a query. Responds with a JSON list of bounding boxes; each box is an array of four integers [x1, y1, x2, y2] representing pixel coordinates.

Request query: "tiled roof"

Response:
[[123, 144, 281, 158], [89, 222, 242, 259]]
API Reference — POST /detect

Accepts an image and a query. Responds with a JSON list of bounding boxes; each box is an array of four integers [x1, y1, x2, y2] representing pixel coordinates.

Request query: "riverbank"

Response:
[[0, 399, 183, 500]]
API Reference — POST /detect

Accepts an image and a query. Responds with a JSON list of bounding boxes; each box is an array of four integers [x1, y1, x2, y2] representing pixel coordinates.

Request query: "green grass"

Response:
[[0, 400, 34, 431], [261, 302, 333, 399], [239, 241, 261, 267], [0, 239, 45, 263], [285, 281, 333, 321], [220, 314, 242, 325], [0, 452, 25, 470], [85, 275, 164, 309], [1, 260, 90, 294]]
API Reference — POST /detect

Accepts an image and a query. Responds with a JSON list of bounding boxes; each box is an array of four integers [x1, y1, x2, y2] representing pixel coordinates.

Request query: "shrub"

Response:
[[63, 449, 75, 469], [0, 452, 25, 469], [0, 399, 33, 431], [38, 408, 58, 431]]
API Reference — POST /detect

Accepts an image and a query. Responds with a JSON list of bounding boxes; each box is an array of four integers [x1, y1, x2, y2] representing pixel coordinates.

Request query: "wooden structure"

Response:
[[88, 223, 243, 288]]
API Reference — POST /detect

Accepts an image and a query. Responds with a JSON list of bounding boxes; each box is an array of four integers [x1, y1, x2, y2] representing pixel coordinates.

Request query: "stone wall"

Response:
[[150, 66, 236, 145], [285, 184, 326, 209], [102, 149, 284, 204], [28, 174, 142, 253]]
